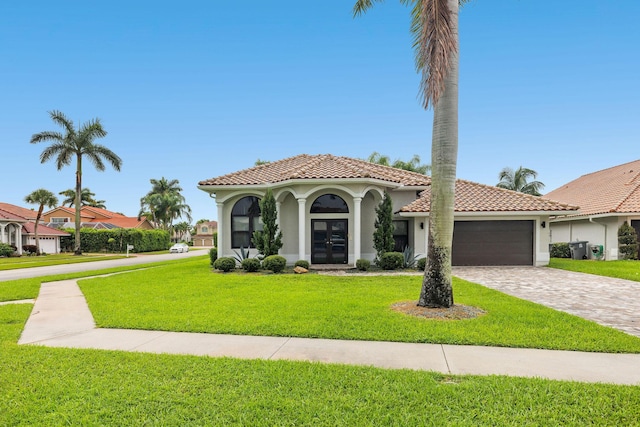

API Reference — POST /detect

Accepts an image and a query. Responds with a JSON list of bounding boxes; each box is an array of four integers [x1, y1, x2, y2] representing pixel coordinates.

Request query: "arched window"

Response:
[[310, 194, 349, 213], [231, 196, 262, 248], [201, 226, 208, 233]]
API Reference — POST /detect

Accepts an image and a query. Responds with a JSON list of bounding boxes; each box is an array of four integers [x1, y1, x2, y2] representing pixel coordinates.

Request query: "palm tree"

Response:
[[367, 152, 431, 174], [496, 166, 545, 196], [24, 189, 59, 255], [139, 177, 192, 231], [173, 221, 191, 242], [30, 110, 122, 255], [355, 0, 465, 308], [59, 187, 106, 208]]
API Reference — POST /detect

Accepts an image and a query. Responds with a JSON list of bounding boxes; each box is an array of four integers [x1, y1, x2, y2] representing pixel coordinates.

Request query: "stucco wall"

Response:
[[550, 216, 625, 260]]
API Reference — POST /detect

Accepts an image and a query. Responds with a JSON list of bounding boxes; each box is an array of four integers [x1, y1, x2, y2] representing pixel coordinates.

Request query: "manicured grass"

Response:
[[550, 258, 640, 281], [0, 256, 207, 302], [1, 305, 639, 426], [79, 258, 640, 353], [0, 253, 127, 271]]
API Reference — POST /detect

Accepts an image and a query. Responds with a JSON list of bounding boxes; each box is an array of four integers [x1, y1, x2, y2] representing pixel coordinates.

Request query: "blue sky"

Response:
[[2, 1, 639, 222]]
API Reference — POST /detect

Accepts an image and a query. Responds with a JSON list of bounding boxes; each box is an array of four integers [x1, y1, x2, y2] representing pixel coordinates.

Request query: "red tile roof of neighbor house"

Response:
[[0, 204, 70, 236], [0, 203, 37, 220], [43, 206, 150, 229], [399, 179, 577, 214], [198, 154, 432, 187], [22, 222, 70, 236], [544, 159, 640, 217], [0, 207, 26, 221]]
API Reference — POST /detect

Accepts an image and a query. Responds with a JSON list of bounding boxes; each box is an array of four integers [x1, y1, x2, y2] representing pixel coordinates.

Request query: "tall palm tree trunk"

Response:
[[74, 155, 83, 255], [34, 206, 43, 255], [419, 0, 459, 308]]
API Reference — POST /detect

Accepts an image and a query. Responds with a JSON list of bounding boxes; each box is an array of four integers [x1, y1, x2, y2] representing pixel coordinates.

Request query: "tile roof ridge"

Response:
[[580, 158, 640, 179], [0, 207, 26, 220], [455, 178, 579, 209]]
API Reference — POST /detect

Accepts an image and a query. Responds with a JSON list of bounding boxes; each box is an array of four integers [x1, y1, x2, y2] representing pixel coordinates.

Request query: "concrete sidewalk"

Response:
[[17, 279, 640, 386]]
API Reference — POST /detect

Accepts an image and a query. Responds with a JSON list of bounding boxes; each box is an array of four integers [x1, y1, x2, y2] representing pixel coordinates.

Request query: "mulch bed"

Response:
[[391, 301, 486, 320]]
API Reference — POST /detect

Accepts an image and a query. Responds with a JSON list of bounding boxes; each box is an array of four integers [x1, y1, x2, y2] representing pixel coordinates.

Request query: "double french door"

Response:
[[311, 220, 348, 264]]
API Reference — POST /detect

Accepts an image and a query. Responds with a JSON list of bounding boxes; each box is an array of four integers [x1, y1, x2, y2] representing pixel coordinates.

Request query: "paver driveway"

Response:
[[452, 267, 640, 338]]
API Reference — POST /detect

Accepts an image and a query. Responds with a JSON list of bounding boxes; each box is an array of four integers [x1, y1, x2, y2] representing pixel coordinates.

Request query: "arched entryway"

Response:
[[310, 194, 349, 264]]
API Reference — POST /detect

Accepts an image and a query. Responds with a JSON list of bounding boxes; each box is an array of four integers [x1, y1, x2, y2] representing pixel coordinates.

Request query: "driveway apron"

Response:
[[453, 267, 640, 338]]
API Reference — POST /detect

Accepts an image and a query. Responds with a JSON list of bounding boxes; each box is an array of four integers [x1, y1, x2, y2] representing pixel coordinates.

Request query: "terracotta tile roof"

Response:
[[0, 203, 37, 220], [544, 159, 640, 216], [399, 179, 577, 213], [0, 207, 27, 221], [103, 217, 149, 228], [198, 154, 431, 187], [80, 206, 128, 218], [22, 222, 70, 236]]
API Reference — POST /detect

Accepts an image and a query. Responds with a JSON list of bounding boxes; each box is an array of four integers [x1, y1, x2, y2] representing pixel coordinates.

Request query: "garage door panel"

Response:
[[452, 220, 533, 266]]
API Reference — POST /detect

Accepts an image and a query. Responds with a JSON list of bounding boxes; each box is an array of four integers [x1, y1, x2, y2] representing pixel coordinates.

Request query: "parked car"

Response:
[[169, 243, 189, 253]]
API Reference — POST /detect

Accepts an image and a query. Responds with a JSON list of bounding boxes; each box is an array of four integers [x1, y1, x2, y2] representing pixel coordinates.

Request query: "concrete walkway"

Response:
[[453, 267, 640, 338], [17, 278, 640, 386]]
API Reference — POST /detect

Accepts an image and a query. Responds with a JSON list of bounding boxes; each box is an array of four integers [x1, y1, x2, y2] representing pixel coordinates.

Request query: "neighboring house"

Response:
[[198, 154, 576, 266], [41, 206, 155, 230], [192, 221, 217, 247], [545, 159, 640, 260], [0, 203, 70, 254]]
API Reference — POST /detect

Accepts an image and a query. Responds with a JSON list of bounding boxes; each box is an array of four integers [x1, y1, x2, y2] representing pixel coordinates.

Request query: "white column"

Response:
[[0, 224, 5, 244], [17, 224, 22, 255], [353, 197, 362, 264], [216, 202, 224, 255], [297, 198, 306, 261]]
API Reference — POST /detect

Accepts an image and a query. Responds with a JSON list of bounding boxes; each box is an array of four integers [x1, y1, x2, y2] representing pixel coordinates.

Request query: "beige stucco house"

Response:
[[546, 159, 640, 260], [198, 154, 576, 266], [192, 221, 217, 247]]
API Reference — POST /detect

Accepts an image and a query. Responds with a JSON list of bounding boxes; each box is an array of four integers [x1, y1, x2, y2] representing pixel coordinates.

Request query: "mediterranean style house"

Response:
[[192, 220, 217, 247], [546, 159, 640, 260], [0, 203, 70, 255], [198, 154, 576, 266]]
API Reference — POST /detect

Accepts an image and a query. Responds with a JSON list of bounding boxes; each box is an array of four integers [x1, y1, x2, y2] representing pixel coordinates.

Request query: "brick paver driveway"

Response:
[[452, 267, 640, 338]]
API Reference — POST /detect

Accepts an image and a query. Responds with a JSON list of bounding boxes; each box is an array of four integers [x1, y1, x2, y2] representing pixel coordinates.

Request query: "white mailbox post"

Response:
[[126, 244, 134, 257]]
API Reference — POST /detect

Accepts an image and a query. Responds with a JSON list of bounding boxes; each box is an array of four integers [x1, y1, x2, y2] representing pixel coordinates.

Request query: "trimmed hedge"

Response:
[[378, 252, 404, 270], [60, 228, 170, 253], [209, 247, 218, 266], [355, 259, 370, 271], [213, 257, 236, 272], [294, 260, 310, 269], [0, 243, 14, 257], [262, 255, 287, 273], [241, 258, 261, 272], [416, 257, 427, 270], [550, 243, 571, 259]]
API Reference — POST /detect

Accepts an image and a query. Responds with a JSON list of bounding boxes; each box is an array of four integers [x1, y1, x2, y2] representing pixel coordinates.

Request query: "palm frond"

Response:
[[30, 131, 64, 144], [413, 0, 458, 108], [353, 0, 381, 16], [48, 110, 76, 137]]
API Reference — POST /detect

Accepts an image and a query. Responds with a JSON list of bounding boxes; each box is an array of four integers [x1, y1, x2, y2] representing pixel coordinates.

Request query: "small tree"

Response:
[[24, 188, 59, 255], [252, 188, 282, 257], [618, 222, 638, 260], [373, 191, 395, 263]]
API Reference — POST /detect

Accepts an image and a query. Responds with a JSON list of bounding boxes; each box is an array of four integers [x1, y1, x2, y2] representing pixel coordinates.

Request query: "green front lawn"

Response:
[[1, 305, 639, 425], [550, 258, 640, 281], [0, 253, 127, 271], [0, 256, 206, 302], [78, 258, 640, 353]]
